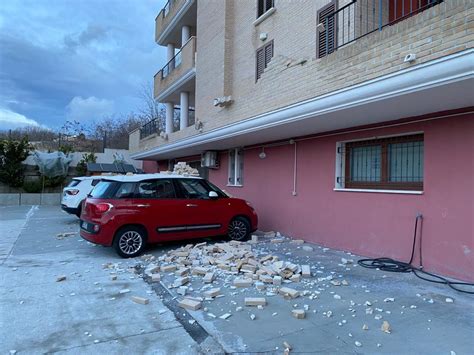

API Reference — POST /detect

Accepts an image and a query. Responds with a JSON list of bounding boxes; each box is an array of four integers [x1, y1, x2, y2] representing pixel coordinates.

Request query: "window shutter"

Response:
[[317, 2, 336, 58], [264, 41, 273, 67], [256, 41, 273, 82], [256, 47, 265, 81]]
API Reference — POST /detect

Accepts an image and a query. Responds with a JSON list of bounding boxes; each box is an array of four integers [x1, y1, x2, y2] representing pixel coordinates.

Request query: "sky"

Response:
[[0, 0, 167, 130]]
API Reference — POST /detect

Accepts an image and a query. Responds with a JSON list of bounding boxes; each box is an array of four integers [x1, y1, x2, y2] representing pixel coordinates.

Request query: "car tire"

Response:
[[228, 217, 251, 241], [113, 226, 147, 258]]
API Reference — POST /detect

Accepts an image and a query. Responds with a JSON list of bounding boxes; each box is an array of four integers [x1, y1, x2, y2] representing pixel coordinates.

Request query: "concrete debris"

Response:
[[362, 324, 369, 330], [203, 272, 215, 283], [245, 297, 266, 306], [131, 296, 149, 305], [354, 341, 362, 347], [219, 313, 232, 320], [56, 232, 76, 239], [178, 298, 202, 311], [384, 297, 395, 302], [292, 309, 305, 319], [279, 287, 299, 299], [188, 319, 196, 325], [151, 274, 161, 282], [250, 313, 256, 320], [445, 298, 454, 303], [381, 321, 391, 333], [283, 341, 292, 350], [234, 278, 253, 287], [161, 265, 177, 273], [292, 239, 305, 244], [271, 238, 285, 243], [203, 288, 221, 298], [302, 246, 313, 252], [119, 289, 131, 294], [333, 294, 341, 300], [163, 162, 200, 176], [56, 275, 67, 282]]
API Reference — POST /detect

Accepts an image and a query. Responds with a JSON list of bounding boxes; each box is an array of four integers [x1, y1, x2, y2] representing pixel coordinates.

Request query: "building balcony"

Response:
[[317, 0, 443, 58], [155, 0, 197, 47], [154, 36, 196, 103]]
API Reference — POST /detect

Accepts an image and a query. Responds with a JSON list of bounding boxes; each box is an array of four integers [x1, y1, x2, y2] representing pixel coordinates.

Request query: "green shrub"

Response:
[[23, 180, 43, 193]]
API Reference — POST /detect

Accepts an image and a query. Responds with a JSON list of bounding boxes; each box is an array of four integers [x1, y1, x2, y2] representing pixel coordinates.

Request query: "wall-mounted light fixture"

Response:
[[259, 147, 266, 159]]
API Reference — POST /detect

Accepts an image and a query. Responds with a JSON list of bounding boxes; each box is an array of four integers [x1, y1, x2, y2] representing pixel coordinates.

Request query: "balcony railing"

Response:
[[154, 36, 196, 99], [140, 117, 163, 139], [318, 0, 443, 58], [155, 0, 188, 43], [139, 107, 195, 139]]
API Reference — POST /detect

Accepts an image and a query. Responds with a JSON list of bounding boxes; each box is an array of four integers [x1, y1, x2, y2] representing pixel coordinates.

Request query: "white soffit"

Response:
[[133, 50, 474, 160]]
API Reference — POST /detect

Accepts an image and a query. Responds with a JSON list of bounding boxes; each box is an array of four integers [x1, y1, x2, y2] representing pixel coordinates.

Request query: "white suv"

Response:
[[61, 177, 102, 217]]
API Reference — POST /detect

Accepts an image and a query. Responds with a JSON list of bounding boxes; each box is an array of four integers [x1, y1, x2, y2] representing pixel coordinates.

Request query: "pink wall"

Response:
[[142, 160, 159, 173], [209, 113, 474, 281]]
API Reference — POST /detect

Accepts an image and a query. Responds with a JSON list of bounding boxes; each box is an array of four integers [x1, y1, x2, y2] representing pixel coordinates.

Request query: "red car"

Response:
[[80, 174, 258, 257]]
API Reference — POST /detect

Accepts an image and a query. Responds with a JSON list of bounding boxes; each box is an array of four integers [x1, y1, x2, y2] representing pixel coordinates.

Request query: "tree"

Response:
[[76, 152, 97, 176], [0, 136, 32, 187]]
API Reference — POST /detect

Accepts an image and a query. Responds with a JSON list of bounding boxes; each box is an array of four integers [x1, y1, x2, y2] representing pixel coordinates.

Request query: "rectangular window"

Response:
[[257, 0, 274, 18], [317, 1, 336, 59], [342, 134, 424, 191], [228, 148, 244, 186], [136, 179, 176, 199], [256, 40, 274, 81]]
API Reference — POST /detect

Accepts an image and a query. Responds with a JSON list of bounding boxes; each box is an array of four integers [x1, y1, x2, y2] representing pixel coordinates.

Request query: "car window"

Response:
[[114, 182, 135, 199], [91, 179, 101, 186], [89, 181, 120, 198], [177, 179, 212, 199], [67, 179, 80, 187], [136, 179, 176, 199]]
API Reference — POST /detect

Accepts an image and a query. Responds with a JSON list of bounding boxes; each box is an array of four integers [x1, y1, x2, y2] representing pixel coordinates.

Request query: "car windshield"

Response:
[[89, 180, 120, 198]]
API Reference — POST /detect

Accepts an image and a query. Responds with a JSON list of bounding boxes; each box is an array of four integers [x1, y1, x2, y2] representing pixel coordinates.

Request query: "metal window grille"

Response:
[[344, 134, 424, 190]]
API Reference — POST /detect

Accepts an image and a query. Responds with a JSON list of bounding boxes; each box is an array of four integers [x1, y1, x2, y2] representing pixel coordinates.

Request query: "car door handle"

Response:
[[186, 204, 198, 207], [136, 204, 150, 208]]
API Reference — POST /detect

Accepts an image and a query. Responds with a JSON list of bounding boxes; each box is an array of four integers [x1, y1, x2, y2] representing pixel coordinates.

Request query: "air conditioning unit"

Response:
[[201, 151, 219, 169]]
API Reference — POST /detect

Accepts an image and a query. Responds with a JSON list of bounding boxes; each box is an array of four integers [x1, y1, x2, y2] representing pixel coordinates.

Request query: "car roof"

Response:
[[73, 176, 100, 181], [99, 173, 202, 183]]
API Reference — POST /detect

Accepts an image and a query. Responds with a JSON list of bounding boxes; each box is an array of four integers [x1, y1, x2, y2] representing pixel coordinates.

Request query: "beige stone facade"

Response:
[[131, 0, 473, 153]]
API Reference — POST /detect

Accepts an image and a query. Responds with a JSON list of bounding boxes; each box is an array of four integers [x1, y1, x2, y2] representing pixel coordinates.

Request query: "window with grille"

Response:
[[228, 148, 244, 186], [317, 1, 336, 59], [341, 134, 424, 191], [257, 0, 274, 18], [256, 40, 274, 82]]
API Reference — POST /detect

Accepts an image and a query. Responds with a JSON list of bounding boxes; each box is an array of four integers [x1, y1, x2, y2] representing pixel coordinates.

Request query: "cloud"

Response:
[[66, 96, 114, 122], [0, 108, 41, 129], [64, 24, 109, 52], [0, 0, 168, 128]]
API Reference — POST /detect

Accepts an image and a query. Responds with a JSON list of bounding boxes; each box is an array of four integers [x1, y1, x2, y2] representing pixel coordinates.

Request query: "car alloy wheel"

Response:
[[228, 218, 249, 241], [118, 231, 143, 255]]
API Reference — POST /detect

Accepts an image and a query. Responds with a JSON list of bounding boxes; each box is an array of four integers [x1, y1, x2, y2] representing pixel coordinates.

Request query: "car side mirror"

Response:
[[208, 191, 218, 199]]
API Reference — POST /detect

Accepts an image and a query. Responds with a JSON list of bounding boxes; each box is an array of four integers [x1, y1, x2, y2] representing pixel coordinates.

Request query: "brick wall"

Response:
[[144, 0, 473, 148]]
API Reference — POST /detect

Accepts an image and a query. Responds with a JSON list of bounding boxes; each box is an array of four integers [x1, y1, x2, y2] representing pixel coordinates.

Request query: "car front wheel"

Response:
[[113, 226, 147, 258], [228, 217, 251, 241]]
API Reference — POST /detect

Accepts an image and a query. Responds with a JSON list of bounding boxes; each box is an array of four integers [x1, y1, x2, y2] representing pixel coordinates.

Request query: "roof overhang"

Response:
[[132, 50, 474, 161]]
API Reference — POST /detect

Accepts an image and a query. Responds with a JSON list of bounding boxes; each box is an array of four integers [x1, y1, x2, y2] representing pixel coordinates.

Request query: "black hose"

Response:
[[358, 215, 474, 294]]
